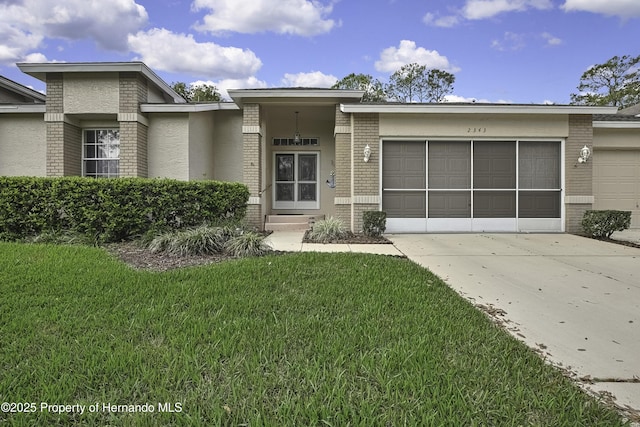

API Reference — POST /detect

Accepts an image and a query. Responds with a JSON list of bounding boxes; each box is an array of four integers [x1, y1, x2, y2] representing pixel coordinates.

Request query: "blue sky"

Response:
[[1, 0, 639, 103]]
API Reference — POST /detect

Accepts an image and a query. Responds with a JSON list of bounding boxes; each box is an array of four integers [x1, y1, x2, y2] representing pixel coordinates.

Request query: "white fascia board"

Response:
[[0, 104, 46, 113], [340, 103, 618, 115], [141, 103, 239, 113], [17, 62, 186, 104], [593, 120, 640, 128], [228, 89, 364, 106]]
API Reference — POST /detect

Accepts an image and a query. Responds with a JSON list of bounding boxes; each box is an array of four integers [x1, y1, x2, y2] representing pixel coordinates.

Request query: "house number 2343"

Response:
[[467, 127, 487, 133]]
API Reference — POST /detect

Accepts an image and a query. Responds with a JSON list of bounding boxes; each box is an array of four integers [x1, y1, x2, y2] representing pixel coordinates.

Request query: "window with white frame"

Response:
[[83, 129, 120, 178]]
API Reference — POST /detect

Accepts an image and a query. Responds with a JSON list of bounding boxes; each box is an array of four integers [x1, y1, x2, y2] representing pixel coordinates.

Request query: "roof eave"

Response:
[[228, 89, 364, 107], [0, 104, 46, 113], [0, 76, 46, 102], [17, 62, 186, 104], [340, 103, 618, 115], [593, 120, 640, 129], [141, 103, 239, 113]]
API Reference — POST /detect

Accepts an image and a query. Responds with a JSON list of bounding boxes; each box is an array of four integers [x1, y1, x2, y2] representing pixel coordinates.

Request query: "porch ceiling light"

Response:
[[293, 111, 301, 143], [364, 144, 372, 162], [578, 145, 591, 163]]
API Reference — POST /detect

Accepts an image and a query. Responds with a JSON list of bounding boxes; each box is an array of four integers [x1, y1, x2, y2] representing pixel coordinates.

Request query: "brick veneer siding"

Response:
[[46, 122, 81, 176], [119, 72, 147, 113], [242, 104, 263, 229], [565, 114, 594, 233], [46, 74, 63, 113], [118, 72, 148, 177], [119, 121, 148, 177], [334, 105, 352, 227], [352, 113, 380, 232]]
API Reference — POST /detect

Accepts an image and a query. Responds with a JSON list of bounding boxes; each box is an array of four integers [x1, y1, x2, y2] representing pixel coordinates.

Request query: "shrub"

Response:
[[581, 210, 631, 239], [308, 217, 347, 243], [363, 211, 387, 237], [224, 232, 272, 257], [0, 177, 249, 243]]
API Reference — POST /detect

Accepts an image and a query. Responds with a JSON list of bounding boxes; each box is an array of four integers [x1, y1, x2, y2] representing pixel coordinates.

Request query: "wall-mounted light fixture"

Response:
[[293, 111, 301, 143], [577, 145, 591, 164], [364, 144, 371, 162]]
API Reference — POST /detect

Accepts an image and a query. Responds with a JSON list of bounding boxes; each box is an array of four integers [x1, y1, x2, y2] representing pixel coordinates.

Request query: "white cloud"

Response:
[[192, 0, 337, 36], [0, 0, 147, 65], [375, 40, 460, 73], [423, 12, 460, 28], [128, 28, 262, 80], [463, 0, 553, 20], [541, 32, 562, 46], [191, 77, 268, 100], [561, 0, 640, 18], [281, 71, 337, 87], [491, 32, 525, 51], [444, 94, 510, 103]]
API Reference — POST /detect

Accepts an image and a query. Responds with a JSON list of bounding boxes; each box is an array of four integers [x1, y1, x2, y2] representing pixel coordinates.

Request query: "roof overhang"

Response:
[[17, 62, 186, 104], [0, 76, 46, 102], [593, 120, 640, 129], [340, 103, 618, 115], [0, 104, 45, 113], [228, 88, 364, 107], [141, 102, 240, 113]]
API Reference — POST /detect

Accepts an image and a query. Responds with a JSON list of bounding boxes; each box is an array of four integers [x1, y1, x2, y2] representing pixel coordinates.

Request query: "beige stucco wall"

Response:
[[379, 113, 568, 138], [147, 113, 189, 180], [211, 110, 243, 182], [0, 114, 46, 176], [593, 128, 640, 149], [63, 73, 119, 114], [188, 111, 216, 180], [147, 84, 168, 103]]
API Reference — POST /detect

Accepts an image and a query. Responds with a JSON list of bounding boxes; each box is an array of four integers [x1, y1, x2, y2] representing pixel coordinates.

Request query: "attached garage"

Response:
[[382, 139, 563, 233], [593, 149, 640, 228]]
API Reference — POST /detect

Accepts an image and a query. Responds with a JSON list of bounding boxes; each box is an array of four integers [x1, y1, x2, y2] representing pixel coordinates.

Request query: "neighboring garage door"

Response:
[[382, 140, 563, 233], [593, 150, 640, 228]]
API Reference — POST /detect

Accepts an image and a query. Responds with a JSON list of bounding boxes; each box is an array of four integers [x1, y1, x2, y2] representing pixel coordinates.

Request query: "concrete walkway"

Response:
[[265, 231, 640, 419]]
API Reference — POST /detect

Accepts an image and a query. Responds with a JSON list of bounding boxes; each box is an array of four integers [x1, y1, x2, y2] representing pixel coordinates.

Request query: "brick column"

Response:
[[118, 72, 148, 177], [351, 113, 380, 232], [242, 104, 263, 229], [334, 105, 352, 227], [565, 114, 594, 233], [45, 73, 81, 176]]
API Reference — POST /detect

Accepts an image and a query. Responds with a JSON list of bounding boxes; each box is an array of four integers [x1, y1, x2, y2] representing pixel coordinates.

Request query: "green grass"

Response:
[[0, 242, 627, 426]]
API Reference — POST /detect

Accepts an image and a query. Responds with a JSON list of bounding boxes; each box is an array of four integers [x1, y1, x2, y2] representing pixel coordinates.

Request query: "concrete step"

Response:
[[265, 222, 311, 231], [264, 214, 324, 231]]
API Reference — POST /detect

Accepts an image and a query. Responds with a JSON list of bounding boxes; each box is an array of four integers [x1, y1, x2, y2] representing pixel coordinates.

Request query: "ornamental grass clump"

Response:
[[148, 225, 234, 256], [308, 216, 347, 243], [224, 231, 272, 257]]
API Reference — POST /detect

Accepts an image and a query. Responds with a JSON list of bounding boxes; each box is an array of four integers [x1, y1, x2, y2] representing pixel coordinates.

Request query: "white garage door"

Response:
[[593, 150, 640, 228]]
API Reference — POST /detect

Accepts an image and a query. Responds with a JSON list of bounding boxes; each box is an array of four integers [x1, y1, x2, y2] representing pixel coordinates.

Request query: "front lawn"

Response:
[[0, 242, 627, 426]]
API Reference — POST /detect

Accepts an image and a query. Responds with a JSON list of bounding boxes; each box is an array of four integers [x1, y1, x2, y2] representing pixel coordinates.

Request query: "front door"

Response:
[[273, 152, 319, 209]]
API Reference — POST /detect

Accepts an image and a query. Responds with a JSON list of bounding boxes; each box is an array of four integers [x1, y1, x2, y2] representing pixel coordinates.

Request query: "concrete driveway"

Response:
[[389, 233, 640, 417]]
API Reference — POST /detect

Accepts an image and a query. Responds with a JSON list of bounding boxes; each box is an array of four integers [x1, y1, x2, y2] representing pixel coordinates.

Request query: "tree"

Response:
[[570, 54, 640, 108], [386, 63, 455, 103], [386, 63, 428, 102], [426, 69, 455, 103], [171, 82, 222, 102], [331, 73, 387, 102]]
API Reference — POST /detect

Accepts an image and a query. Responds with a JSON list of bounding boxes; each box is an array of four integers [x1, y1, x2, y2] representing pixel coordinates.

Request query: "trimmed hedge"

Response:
[[363, 211, 387, 237], [0, 177, 249, 242], [581, 210, 631, 239]]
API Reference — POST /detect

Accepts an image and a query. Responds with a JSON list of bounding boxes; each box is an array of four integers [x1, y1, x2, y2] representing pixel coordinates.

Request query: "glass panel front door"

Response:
[[274, 152, 319, 209]]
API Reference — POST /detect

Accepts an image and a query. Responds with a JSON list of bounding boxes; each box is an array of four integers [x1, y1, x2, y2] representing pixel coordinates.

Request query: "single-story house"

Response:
[[1, 61, 639, 233]]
